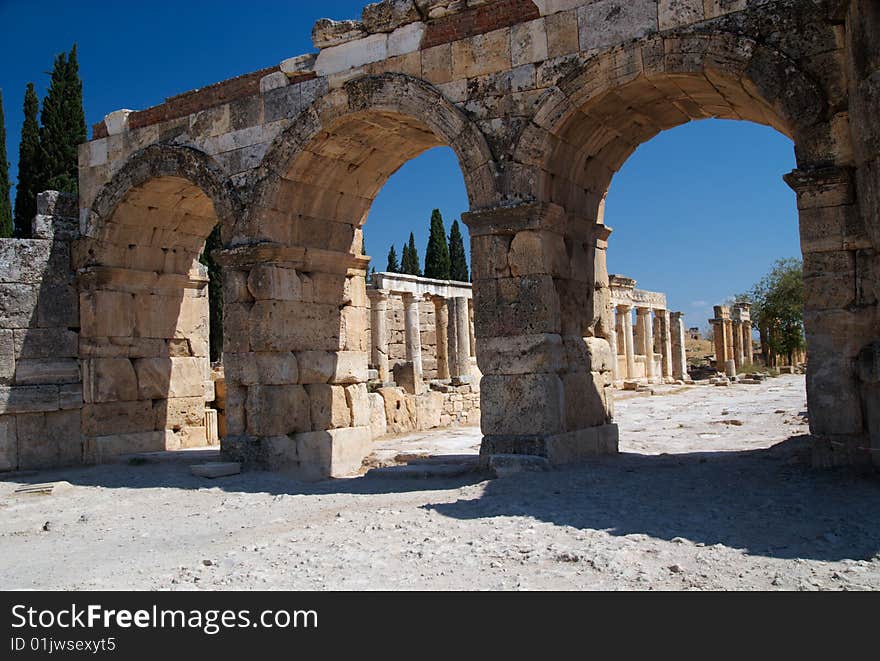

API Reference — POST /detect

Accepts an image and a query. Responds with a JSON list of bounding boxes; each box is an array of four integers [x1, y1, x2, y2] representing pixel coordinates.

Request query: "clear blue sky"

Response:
[[0, 0, 801, 329]]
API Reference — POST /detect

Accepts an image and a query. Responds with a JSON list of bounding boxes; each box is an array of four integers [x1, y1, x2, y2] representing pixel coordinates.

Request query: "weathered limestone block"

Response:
[[511, 17, 548, 67], [415, 0, 465, 20], [475, 274, 562, 338], [658, 0, 704, 30], [416, 390, 444, 429], [476, 333, 564, 375], [345, 383, 371, 427], [13, 328, 79, 359], [368, 392, 387, 438], [297, 350, 368, 384], [342, 306, 370, 352], [312, 18, 367, 49], [80, 290, 135, 338], [154, 396, 207, 431], [246, 384, 311, 436], [83, 400, 155, 436], [133, 357, 206, 400], [562, 370, 612, 430], [0, 284, 38, 329], [451, 28, 512, 79], [0, 330, 13, 383], [84, 358, 138, 403], [224, 385, 247, 436], [83, 430, 171, 464], [508, 230, 569, 278], [294, 426, 372, 479], [250, 300, 342, 352], [0, 385, 60, 414], [0, 416, 17, 471], [315, 32, 389, 76], [169, 425, 208, 450], [378, 386, 418, 433], [564, 336, 615, 373], [481, 373, 565, 437], [17, 410, 81, 470], [246, 264, 302, 301], [544, 424, 620, 464], [362, 0, 421, 33], [306, 384, 352, 429], [14, 359, 80, 385], [37, 285, 78, 328], [577, 0, 658, 52]]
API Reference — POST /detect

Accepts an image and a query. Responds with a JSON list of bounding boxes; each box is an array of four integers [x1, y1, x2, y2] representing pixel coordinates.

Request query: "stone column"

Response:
[[711, 306, 730, 371], [451, 296, 471, 381], [670, 312, 688, 380], [468, 298, 476, 358], [658, 309, 673, 380], [732, 319, 744, 370], [608, 307, 620, 382], [367, 288, 391, 384], [621, 305, 636, 380], [463, 202, 618, 465], [430, 295, 450, 381], [743, 323, 754, 366], [637, 307, 655, 381], [402, 293, 423, 394]]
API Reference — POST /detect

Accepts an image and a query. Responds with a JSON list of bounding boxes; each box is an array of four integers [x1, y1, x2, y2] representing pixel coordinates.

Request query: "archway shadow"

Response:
[[6, 435, 879, 562], [426, 435, 880, 562]]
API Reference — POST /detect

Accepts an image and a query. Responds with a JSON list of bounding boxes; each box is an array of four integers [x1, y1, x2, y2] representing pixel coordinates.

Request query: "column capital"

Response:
[[636, 306, 653, 316], [366, 287, 390, 302]]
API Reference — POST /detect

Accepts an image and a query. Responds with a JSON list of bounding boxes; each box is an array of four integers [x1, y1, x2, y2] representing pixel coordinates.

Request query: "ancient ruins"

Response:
[[710, 303, 755, 377], [0, 0, 878, 476]]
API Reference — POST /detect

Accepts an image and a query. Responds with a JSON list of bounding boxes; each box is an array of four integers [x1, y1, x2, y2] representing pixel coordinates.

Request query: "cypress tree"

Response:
[[39, 44, 86, 194], [0, 91, 12, 238], [423, 208, 451, 280], [400, 243, 410, 274], [13, 83, 40, 236], [448, 219, 469, 282], [200, 224, 224, 364], [404, 232, 421, 276], [386, 245, 400, 273]]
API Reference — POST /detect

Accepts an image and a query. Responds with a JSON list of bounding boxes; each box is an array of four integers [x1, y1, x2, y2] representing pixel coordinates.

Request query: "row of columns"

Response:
[[710, 305, 754, 374], [367, 289, 473, 394], [610, 305, 688, 382]]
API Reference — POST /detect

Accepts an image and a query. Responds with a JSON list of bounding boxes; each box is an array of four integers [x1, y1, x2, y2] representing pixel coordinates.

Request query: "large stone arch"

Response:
[[218, 73, 498, 478], [77, 144, 236, 462], [464, 30, 874, 465]]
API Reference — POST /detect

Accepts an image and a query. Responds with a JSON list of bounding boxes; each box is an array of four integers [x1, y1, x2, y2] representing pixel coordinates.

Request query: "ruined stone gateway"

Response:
[[5, 0, 879, 476]]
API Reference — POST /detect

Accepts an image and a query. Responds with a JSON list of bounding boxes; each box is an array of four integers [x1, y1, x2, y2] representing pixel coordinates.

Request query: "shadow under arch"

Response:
[[76, 144, 238, 462]]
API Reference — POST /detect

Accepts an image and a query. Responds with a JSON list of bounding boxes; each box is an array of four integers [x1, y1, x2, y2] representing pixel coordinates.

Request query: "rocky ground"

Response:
[[2, 374, 879, 591]]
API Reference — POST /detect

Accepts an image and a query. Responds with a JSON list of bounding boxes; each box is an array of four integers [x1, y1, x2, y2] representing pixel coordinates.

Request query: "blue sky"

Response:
[[0, 1, 801, 329]]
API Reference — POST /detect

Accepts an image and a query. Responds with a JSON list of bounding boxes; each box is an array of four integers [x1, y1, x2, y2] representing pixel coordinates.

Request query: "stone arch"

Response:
[[466, 31, 870, 465], [233, 72, 498, 245], [218, 73, 499, 479], [511, 33, 829, 211], [77, 144, 234, 462]]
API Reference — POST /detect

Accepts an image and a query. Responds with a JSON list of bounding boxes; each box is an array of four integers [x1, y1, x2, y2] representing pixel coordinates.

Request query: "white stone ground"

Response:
[[2, 374, 880, 591]]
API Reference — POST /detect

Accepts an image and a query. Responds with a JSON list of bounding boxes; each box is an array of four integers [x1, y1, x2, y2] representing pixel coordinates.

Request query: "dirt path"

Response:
[[2, 375, 879, 591]]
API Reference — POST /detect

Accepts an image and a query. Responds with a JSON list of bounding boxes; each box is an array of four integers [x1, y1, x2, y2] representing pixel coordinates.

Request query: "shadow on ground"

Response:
[[5, 435, 879, 562]]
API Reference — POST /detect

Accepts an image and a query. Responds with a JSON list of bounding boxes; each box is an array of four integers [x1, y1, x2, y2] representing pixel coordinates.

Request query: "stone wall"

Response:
[[0, 192, 82, 471]]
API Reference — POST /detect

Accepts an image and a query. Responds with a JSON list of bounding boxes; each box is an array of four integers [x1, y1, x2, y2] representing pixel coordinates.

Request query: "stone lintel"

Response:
[[372, 271, 473, 299]]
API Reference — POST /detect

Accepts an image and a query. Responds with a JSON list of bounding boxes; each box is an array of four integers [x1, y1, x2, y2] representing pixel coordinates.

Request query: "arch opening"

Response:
[[78, 173, 225, 461], [221, 80, 493, 479]]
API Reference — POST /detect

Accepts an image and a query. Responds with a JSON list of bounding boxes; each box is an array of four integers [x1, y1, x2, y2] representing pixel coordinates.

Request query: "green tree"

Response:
[[402, 232, 422, 276], [0, 90, 12, 238], [13, 83, 40, 236], [448, 219, 469, 282], [39, 44, 86, 194], [423, 208, 451, 280], [386, 245, 400, 273], [744, 258, 805, 367], [200, 225, 224, 363]]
